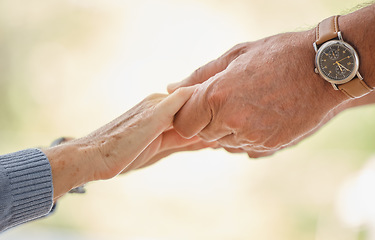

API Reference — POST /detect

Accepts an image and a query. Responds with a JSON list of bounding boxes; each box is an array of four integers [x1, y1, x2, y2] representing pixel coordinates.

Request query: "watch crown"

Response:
[[314, 68, 319, 74]]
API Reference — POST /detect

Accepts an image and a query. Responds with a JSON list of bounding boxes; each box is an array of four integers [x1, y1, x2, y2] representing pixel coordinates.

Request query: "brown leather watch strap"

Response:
[[315, 16, 373, 98], [338, 77, 373, 98], [315, 16, 339, 46]]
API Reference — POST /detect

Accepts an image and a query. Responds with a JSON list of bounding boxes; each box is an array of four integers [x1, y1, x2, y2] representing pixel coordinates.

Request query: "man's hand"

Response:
[[167, 5, 375, 158], [168, 30, 349, 158]]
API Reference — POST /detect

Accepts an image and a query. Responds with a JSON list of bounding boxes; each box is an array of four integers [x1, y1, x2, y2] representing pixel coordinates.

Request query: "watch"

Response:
[[313, 15, 373, 98]]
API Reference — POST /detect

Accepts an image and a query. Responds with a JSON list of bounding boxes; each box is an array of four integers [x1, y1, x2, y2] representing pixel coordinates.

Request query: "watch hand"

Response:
[[338, 62, 350, 72], [337, 63, 343, 72], [337, 56, 350, 63], [333, 56, 350, 66]]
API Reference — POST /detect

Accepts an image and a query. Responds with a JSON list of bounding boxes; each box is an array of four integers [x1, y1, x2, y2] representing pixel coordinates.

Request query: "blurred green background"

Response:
[[0, 0, 374, 239]]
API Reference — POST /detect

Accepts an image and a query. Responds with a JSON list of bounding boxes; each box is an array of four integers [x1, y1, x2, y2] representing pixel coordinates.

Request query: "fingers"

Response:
[[167, 59, 227, 93], [138, 140, 218, 169], [198, 120, 233, 142], [173, 84, 212, 139], [121, 130, 217, 173], [223, 147, 246, 153], [154, 85, 198, 128], [119, 86, 208, 174], [246, 150, 277, 159], [217, 133, 278, 159], [158, 129, 202, 151], [168, 43, 251, 139], [167, 43, 249, 93]]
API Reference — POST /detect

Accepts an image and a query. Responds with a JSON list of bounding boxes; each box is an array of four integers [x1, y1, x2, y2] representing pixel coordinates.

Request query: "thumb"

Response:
[[152, 85, 199, 132], [155, 85, 198, 119], [173, 84, 212, 139]]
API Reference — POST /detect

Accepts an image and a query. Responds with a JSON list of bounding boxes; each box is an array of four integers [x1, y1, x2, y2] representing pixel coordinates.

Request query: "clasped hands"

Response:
[[169, 30, 349, 158], [47, 29, 357, 201]]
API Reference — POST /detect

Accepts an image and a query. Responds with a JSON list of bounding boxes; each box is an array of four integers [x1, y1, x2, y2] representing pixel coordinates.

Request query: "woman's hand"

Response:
[[44, 86, 214, 201], [89, 86, 216, 177]]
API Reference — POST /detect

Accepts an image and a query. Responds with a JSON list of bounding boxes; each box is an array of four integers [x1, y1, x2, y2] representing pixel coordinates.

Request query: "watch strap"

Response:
[[315, 16, 339, 46], [315, 16, 373, 98], [338, 77, 373, 98]]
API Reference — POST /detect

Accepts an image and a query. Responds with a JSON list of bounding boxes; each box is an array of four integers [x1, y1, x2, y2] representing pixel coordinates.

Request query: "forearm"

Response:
[[44, 87, 198, 202], [43, 140, 99, 202]]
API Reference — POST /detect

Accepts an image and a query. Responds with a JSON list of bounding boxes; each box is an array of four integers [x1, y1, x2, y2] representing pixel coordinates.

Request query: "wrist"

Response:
[[298, 29, 349, 108], [306, 5, 375, 109], [339, 5, 375, 88], [43, 141, 96, 201]]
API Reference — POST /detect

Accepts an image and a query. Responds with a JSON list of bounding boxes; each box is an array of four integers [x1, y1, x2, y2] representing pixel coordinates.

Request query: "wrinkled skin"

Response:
[[168, 30, 352, 158], [168, 6, 375, 158], [45, 86, 216, 201]]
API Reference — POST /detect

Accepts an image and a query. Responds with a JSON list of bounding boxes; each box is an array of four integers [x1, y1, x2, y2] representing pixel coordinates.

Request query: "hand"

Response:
[[44, 86, 215, 201], [84, 86, 216, 179], [168, 30, 349, 158]]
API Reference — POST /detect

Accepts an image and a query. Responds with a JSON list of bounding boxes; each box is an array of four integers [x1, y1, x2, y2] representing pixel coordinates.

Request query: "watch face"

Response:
[[316, 41, 359, 84]]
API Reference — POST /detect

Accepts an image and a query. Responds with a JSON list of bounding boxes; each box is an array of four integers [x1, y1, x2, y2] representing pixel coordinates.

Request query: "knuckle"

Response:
[[173, 86, 190, 96], [190, 64, 208, 83], [224, 42, 249, 61], [205, 84, 226, 107], [172, 87, 183, 96]]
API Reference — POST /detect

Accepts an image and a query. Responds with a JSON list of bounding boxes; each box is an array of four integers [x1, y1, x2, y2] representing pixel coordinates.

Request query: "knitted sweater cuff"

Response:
[[0, 148, 54, 231]]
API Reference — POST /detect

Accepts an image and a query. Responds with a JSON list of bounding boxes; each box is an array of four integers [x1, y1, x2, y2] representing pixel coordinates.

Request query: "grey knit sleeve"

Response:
[[0, 148, 54, 232]]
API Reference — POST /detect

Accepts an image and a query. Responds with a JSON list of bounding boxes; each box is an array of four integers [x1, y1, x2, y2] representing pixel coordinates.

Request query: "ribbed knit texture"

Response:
[[0, 148, 53, 232]]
